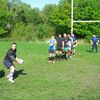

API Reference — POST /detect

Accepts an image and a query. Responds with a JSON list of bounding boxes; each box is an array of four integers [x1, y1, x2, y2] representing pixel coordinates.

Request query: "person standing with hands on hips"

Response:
[[90, 35, 99, 53]]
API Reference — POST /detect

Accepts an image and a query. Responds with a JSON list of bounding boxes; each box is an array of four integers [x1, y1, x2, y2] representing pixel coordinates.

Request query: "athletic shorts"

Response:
[[49, 49, 55, 53], [63, 47, 69, 51], [3, 60, 13, 69], [56, 47, 62, 51]]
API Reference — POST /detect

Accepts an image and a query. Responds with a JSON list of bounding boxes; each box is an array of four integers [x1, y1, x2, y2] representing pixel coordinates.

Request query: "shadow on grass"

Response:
[[86, 49, 92, 53], [86, 48, 93, 53], [13, 69, 27, 80], [0, 70, 5, 78]]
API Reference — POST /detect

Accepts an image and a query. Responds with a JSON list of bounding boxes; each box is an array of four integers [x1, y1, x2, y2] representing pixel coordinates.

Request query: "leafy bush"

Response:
[[11, 22, 36, 41], [35, 24, 55, 40]]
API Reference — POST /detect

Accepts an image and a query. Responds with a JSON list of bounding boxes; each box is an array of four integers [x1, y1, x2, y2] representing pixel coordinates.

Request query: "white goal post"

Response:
[[71, 0, 100, 34]]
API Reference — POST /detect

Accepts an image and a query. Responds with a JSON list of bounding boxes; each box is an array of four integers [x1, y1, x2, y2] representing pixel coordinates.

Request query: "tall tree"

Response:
[[0, 0, 12, 36]]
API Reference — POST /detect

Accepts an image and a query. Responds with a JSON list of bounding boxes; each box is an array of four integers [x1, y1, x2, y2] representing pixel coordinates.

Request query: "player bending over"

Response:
[[3, 43, 24, 83]]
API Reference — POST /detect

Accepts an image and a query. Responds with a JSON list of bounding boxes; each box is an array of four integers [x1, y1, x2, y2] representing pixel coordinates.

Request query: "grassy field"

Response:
[[0, 42, 100, 100]]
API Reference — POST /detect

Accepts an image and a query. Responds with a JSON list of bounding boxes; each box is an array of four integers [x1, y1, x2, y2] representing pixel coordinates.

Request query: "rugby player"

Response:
[[90, 35, 99, 53], [56, 34, 63, 61], [3, 43, 23, 83], [62, 33, 71, 60], [48, 36, 56, 63], [71, 33, 77, 56]]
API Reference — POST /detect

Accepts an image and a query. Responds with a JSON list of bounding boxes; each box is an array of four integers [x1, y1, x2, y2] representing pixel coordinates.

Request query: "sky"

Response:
[[21, 0, 60, 10]]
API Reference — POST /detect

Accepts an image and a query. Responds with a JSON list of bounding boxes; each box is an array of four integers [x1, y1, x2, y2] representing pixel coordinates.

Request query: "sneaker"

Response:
[[52, 61, 55, 63], [70, 56, 72, 59], [7, 75, 11, 79], [73, 55, 75, 57], [8, 77, 15, 83], [49, 61, 51, 63]]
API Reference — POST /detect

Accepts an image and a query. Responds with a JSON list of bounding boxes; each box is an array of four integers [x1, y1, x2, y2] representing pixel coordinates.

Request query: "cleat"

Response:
[[7, 75, 10, 78], [8, 77, 15, 83], [49, 61, 51, 63], [52, 61, 55, 63]]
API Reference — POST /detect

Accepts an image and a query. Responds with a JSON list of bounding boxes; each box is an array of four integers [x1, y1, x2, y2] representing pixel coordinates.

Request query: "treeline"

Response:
[[0, 0, 100, 41], [74, 0, 100, 40]]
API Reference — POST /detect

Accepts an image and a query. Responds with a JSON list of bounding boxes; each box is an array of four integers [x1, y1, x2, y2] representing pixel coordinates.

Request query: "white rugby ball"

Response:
[[18, 59, 24, 64]]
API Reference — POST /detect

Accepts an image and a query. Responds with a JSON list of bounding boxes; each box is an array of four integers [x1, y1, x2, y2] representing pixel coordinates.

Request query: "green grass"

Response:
[[0, 42, 100, 100]]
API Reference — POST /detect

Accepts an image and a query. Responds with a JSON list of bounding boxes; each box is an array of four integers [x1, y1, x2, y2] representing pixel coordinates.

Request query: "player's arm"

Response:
[[16, 57, 24, 64], [73, 37, 77, 45], [90, 40, 93, 44], [54, 40, 57, 46], [9, 55, 19, 63], [47, 40, 50, 44], [8, 49, 24, 64], [97, 39, 99, 44], [75, 39, 78, 46], [9, 51, 20, 64], [10, 55, 16, 61], [62, 41, 64, 49], [15, 57, 20, 63], [8, 50, 17, 62]]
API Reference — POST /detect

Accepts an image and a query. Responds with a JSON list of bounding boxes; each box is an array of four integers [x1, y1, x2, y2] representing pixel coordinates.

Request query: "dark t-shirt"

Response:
[[4, 48, 16, 63], [56, 37, 63, 47], [63, 37, 71, 47], [71, 36, 77, 45]]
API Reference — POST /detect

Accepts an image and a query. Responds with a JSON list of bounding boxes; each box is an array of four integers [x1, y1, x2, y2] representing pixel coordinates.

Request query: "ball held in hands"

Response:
[[18, 59, 24, 64]]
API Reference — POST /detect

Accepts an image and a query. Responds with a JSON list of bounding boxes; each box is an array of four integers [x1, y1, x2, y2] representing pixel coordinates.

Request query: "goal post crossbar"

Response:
[[71, 0, 100, 34], [73, 21, 100, 23]]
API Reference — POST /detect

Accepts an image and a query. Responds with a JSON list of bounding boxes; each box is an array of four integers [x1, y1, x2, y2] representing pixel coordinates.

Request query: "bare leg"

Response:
[[52, 53, 55, 63], [7, 65, 15, 83], [49, 53, 52, 63]]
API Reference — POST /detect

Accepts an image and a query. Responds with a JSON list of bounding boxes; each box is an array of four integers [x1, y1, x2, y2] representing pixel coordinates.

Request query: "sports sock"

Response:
[[52, 57, 55, 61], [49, 57, 52, 61]]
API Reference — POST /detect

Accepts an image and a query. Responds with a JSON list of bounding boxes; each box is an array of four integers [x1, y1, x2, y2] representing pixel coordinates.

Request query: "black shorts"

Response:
[[3, 60, 13, 69], [49, 49, 55, 53], [56, 47, 62, 51]]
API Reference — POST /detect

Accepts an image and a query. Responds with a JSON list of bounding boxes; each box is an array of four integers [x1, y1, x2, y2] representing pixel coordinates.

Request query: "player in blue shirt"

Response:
[[90, 35, 99, 53], [48, 36, 56, 63]]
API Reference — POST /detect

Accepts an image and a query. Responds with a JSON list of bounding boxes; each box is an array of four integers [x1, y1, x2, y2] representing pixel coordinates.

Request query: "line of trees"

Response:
[[74, 0, 100, 40], [0, 0, 100, 41]]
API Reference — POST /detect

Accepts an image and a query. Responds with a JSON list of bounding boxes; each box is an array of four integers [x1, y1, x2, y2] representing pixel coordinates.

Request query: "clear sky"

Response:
[[21, 0, 60, 10]]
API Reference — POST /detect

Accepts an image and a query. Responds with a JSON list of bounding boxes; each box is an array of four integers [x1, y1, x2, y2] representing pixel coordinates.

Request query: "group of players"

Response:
[[3, 34, 77, 83], [48, 33, 77, 63], [2, 34, 99, 83]]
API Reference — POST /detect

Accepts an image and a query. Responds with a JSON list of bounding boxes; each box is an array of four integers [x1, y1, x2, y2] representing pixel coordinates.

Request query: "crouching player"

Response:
[[48, 36, 56, 63], [3, 43, 24, 83]]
